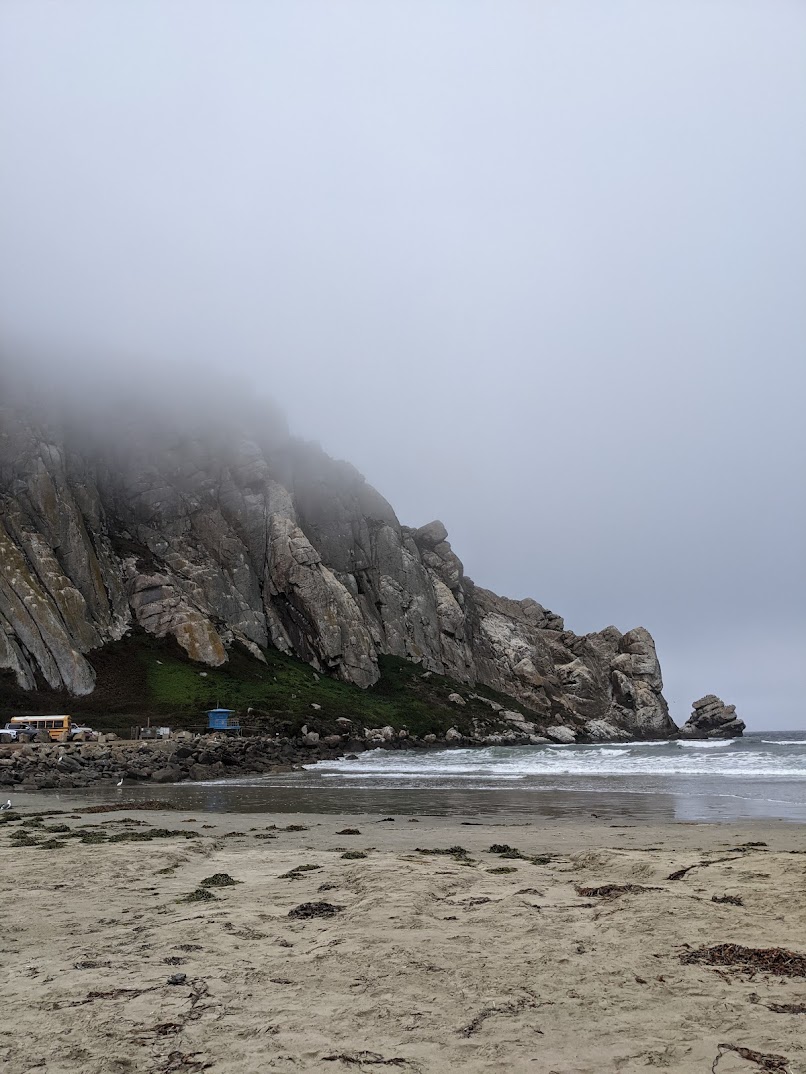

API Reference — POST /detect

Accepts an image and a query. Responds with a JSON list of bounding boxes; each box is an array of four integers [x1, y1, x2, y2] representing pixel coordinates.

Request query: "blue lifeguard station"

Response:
[[206, 708, 240, 735]]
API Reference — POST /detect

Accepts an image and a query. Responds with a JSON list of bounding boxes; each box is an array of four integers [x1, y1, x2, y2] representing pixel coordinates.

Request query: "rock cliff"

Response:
[[0, 389, 677, 740]]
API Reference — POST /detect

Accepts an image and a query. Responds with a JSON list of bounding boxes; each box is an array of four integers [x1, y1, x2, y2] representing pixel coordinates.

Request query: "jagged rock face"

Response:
[[680, 695, 745, 738], [0, 397, 677, 738]]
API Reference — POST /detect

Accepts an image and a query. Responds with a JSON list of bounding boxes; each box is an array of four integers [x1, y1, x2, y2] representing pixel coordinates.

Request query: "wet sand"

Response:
[[2, 797, 805, 1073]]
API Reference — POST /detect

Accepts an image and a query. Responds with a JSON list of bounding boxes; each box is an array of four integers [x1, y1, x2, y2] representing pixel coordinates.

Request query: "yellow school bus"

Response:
[[9, 715, 76, 741]]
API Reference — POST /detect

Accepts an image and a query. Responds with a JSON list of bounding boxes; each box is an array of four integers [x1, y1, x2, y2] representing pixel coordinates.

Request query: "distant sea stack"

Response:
[[0, 383, 678, 741], [680, 696, 745, 739]]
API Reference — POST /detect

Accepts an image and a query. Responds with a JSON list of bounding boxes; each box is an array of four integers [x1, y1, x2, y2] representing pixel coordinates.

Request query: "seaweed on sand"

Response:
[[180, 888, 218, 903], [278, 864, 322, 879], [576, 883, 661, 899], [288, 901, 343, 919], [199, 873, 242, 887], [682, 944, 806, 978], [415, 846, 471, 860]]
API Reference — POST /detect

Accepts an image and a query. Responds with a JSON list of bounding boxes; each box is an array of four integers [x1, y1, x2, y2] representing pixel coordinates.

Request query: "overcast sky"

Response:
[[1, 2, 804, 729]]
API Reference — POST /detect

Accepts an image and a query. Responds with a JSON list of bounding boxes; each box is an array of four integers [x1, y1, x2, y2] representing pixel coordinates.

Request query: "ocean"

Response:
[[53, 730, 806, 823]]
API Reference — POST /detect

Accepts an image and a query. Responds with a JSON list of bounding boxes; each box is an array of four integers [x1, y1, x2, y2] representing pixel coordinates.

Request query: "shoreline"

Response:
[[3, 796, 805, 1073], [0, 726, 759, 793]]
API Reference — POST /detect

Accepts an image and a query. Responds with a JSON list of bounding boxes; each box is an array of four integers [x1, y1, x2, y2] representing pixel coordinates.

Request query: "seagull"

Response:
[[116, 776, 124, 787], [1, 800, 11, 812]]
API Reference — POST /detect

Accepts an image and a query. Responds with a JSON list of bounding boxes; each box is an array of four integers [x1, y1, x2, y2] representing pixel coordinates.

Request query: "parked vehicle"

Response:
[[0, 722, 38, 742], [6, 715, 96, 741]]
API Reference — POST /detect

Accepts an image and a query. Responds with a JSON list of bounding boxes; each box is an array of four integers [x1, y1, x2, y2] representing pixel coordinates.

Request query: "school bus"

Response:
[[8, 715, 88, 741]]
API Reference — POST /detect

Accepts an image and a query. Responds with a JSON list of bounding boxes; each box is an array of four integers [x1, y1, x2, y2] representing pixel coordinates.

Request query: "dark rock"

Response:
[[680, 695, 745, 738], [151, 765, 182, 783]]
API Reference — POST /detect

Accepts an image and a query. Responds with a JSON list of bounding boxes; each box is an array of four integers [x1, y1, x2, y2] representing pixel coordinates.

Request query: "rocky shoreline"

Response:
[[0, 723, 580, 791], [1, 688, 747, 790]]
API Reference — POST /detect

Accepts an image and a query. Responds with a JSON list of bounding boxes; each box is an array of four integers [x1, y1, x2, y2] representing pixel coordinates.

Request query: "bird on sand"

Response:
[[1, 800, 12, 811], [116, 776, 124, 787]]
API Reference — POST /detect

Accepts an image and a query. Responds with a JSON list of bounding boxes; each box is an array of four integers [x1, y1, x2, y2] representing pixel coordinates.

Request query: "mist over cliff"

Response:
[[0, 367, 674, 740]]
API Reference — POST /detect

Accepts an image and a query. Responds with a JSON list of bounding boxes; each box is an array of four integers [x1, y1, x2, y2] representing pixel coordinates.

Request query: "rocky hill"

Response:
[[0, 382, 677, 740]]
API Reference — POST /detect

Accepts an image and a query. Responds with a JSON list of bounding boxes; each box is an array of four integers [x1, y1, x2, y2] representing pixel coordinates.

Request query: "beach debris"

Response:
[[712, 894, 744, 905], [667, 855, 738, 880], [82, 800, 177, 812], [321, 1052, 409, 1066], [341, 850, 368, 859], [318, 882, 339, 892], [288, 901, 344, 919], [378, 817, 396, 822], [458, 991, 542, 1037], [710, 1043, 790, 1073], [488, 866, 518, 874], [576, 883, 661, 899], [164, 957, 186, 966], [279, 864, 323, 879], [415, 846, 471, 860], [199, 873, 242, 887], [488, 845, 553, 864], [61, 985, 158, 1008], [167, 973, 188, 986], [336, 828, 361, 835], [682, 944, 806, 978], [180, 888, 218, 903], [108, 827, 198, 842]]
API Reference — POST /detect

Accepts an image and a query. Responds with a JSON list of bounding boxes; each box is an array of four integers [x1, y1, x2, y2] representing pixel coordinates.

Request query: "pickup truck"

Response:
[[0, 723, 38, 742]]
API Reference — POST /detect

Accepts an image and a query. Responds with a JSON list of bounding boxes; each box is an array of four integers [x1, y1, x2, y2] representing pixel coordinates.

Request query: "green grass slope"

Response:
[[0, 630, 539, 739]]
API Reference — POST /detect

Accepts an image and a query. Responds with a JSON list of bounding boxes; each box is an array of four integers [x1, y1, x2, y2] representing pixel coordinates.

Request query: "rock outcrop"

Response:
[[679, 696, 745, 739], [0, 388, 677, 739]]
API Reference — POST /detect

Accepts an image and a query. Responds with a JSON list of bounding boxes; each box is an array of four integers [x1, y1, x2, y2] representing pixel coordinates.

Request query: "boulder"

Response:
[[448, 693, 466, 706], [150, 765, 182, 783], [444, 727, 463, 743], [545, 726, 577, 744], [679, 696, 745, 739], [584, 719, 631, 742]]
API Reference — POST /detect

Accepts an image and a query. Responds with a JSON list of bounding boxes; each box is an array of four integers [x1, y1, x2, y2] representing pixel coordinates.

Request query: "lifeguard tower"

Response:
[[206, 708, 241, 735]]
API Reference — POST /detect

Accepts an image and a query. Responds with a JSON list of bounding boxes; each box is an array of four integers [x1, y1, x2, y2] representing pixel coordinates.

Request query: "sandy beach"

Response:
[[2, 798, 805, 1074]]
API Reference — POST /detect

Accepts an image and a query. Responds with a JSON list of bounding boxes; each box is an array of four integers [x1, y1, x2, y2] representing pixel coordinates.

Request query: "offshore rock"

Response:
[[679, 695, 745, 739], [0, 389, 677, 740]]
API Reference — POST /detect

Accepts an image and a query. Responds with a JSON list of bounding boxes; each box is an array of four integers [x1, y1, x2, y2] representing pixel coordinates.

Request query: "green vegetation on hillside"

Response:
[[0, 629, 538, 738]]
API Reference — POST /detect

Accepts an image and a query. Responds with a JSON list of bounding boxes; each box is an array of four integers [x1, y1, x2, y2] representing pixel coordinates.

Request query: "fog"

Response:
[[1, 2, 804, 728]]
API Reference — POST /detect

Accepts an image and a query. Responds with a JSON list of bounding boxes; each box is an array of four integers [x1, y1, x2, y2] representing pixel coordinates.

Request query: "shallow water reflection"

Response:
[[30, 770, 806, 823]]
